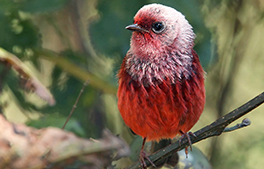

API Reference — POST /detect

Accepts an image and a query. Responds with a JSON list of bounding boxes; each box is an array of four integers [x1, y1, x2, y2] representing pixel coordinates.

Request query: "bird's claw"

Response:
[[140, 151, 156, 169], [179, 131, 196, 157]]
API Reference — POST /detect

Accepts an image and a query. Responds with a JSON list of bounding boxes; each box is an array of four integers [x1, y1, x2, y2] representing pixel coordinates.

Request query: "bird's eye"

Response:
[[152, 22, 165, 33]]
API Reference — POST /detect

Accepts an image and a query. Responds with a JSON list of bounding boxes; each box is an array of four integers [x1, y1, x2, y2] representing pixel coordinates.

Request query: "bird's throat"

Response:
[[125, 50, 194, 87]]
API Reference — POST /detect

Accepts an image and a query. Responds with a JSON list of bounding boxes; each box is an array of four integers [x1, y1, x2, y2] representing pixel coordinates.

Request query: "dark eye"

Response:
[[152, 22, 165, 33]]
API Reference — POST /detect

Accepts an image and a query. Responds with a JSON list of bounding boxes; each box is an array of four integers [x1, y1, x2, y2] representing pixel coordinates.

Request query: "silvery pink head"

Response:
[[127, 3, 195, 59], [125, 4, 197, 86]]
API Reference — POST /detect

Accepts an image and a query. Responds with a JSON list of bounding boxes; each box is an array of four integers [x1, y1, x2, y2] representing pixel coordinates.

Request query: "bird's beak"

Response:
[[125, 24, 149, 33]]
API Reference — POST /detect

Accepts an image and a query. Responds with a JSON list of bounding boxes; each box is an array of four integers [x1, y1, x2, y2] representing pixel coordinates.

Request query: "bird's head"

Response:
[[127, 4, 195, 59]]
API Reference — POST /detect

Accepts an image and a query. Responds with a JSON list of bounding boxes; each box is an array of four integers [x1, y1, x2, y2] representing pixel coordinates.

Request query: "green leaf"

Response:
[[27, 115, 87, 137], [0, 0, 17, 14], [19, 0, 71, 14], [0, 12, 41, 58]]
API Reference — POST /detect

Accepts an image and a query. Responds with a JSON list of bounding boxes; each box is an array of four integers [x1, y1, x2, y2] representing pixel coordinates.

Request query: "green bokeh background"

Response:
[[0, 0, 264, 168]]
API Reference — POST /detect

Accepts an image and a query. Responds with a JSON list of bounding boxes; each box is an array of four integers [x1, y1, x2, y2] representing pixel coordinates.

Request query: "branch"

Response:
[[33, 48, 117, 95], [127, 91, 264, 169]]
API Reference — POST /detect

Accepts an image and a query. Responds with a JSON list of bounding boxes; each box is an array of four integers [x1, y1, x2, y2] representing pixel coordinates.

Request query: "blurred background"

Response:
[[0, 0, 264, 168]]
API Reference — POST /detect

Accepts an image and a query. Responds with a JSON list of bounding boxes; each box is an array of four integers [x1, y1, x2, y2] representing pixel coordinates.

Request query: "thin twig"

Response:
[[42, 80, 89, 167], [223, 118, 251, 132], [127, 91, 264, 169], [62, 79, 89, 130]]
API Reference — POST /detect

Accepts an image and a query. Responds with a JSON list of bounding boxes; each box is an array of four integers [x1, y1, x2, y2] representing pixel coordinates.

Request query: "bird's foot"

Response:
[[179, 131, 196, 158], [140, 150, 156, 169]]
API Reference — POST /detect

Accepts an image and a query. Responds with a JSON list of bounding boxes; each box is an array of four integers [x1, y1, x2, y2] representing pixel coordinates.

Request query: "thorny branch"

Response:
[[127, 91, 264, 169]]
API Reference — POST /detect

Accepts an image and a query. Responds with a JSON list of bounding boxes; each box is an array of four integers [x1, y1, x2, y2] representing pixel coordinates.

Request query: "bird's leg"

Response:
[[179, 130, 196, 158], [140, 137, 156, 169]]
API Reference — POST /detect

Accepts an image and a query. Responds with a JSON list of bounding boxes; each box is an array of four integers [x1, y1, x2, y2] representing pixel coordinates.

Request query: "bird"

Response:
[[117, 3, 205, 168]]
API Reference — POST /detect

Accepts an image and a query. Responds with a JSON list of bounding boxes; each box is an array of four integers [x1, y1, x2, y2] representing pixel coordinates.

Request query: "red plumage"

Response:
[[118, 50, 205, 141], [117, 3, 205, 166]]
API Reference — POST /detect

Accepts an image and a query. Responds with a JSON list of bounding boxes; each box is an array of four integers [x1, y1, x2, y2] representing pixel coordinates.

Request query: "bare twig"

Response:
[[62, 79, 89, 130], [223, 118, 251, 132], [127, 91, 264, 169]]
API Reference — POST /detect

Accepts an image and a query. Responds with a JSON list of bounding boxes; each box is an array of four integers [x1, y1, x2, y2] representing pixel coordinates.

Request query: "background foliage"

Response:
[[0, 0, 264, 168]]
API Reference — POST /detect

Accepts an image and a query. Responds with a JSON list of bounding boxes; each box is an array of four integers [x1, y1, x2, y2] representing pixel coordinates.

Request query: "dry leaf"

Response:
[[0, 48, 55, 105], [0, 114, 130, 169]]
